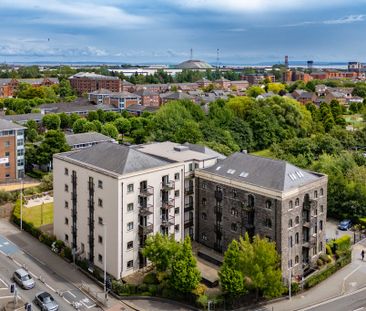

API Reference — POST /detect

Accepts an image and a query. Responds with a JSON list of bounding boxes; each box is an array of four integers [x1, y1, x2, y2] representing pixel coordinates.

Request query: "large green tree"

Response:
[[42, 114, 61, 130]]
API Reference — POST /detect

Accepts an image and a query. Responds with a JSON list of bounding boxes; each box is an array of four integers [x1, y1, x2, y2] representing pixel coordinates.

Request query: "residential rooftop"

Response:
[[0, 119, 26, 131], [65, 132, 115, 147]]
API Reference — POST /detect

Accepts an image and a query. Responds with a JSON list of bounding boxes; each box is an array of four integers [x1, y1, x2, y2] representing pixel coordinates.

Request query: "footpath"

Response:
[[265, 238, 366, 311]]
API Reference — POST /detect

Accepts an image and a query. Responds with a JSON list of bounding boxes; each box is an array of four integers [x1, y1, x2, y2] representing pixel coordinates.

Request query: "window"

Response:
[[5, 162, 10, 168], [202, 198, 207, 206], [127, 260, 133, 269], [313, 247, 317, 256], [17, 149, 24, 156], [195, 163, 199, 169], [127, 241, 133, 250], [295, 216, 299, 225], [288, 260, 293, 268], [233, 189, 237, 198], [175, 207, 180, 214], [98, 217, 103, 225], [295, 232, 299, 244], [127, 222, 134, 231], [127, 183, 134, 192], [17, 159, 24, 166], [231, 208, 238, 216], [65, 217, 69, 225], [266, 200, 272, 209], [288, 219, 293, 228], [314, 190, 318, 198], [289, 236, 293, 247], [264, 218, 272, 228], [175, 190, 180, 197], [5, 152, 9, 157], [295, 198, 300, 206], [320, 188, 324, 196], [127, 203, 134, 212], [81, 243, 85, 253], [295, 255, 299, 264], [98, 180, 103, 189], [64, 184, 69, 192], [319, 241, 323, 251], [231, 223, 238, 232], [289, 200, 293, 209], [202, 182, 206, 189], [320, 205, 324, 213], [174, 173, 180, 180], [248, 194, 255, 208], [17, 139, 23, 146], [98, 198, 103, 207], [98, 235, 103, 244], [189, 163, 193, 172], [4, 141, 10, 147], [319, 220, 323, 231], [314, 208, 317, 216], [65, 234, 69, 241], [64, 201, 69, 209], [5, 174, 10, 178], [201, 233, 207, 241], [202, 213, 207, 220], [175, 224, 180, 231], [64, 168, 69, 176], [98, 254, 103, 262]]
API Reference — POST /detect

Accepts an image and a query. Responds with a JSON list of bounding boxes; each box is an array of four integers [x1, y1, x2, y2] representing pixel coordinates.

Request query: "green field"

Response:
[[23, 202, 53, 227]]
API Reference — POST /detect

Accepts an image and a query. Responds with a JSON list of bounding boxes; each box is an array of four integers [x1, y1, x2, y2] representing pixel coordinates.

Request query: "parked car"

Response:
[[13, 268, 35, 289], [338, 219, 352, 231], [34, 292, 59, 311]]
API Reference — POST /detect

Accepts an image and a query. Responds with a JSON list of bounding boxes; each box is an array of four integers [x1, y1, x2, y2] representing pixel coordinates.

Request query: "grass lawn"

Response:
[[251, 149, 274, 158], [343, 114, 365, 129], [23, 202, 53, 227]]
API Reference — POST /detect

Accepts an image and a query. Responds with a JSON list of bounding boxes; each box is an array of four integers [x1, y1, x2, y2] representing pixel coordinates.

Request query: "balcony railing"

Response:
[[139, 203, 154, 216], [161, 180, 175, 191], [302, 218, 310, 227], [184, 202, 194, 213], [139, 186, 154, 196], [185, 187, 194, 195], [214, 223, 223, 234], [161, 198, 175, 210], [184, 218, 194, 228], [138, 223, 153, 236], [161, 215, 175, 227]]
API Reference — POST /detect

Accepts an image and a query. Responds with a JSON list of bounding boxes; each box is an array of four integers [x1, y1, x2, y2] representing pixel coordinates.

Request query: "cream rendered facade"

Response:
[[53, 154, 185, 279]]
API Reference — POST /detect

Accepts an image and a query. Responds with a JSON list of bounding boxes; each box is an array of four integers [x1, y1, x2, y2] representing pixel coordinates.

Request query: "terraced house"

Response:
[[195, 152, 328, 280]]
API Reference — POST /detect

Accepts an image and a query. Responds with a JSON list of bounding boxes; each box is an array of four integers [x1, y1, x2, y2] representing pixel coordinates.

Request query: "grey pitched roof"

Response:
[[203, 152, 322, 192], [2, 113, 43, 123], [160, 91, 193, 100], [183, 142, 226, 160], [57, 142, 173, 175], [0, 118, 26, 130], [65, 132, 114, 146]]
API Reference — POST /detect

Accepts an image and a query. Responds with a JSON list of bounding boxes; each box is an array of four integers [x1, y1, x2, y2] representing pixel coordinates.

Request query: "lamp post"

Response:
[[20, 178, 23, 231]]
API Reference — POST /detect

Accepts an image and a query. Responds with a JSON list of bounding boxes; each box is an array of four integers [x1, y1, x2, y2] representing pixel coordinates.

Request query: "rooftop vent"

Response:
[[216, 166, 221, 171], [239, 171, 249, 178], [174, 145, 189, 152], [227, 169, 236, 174]]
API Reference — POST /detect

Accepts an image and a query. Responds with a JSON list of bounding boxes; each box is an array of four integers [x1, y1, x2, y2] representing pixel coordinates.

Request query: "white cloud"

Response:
[[284, 14, 366, 27], [166, 0, 366, 13], [0, 0, 149, 28]]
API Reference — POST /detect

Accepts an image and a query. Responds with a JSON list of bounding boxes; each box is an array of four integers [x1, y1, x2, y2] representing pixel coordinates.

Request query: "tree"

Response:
[[114, 118, 131, 138], [169, 237, 201, 293], [101, 123, 119, 139], [72, 118, 88, 134], [83, 121, 97, 132], [246, 86, 265, 98], [39, 173, 53, 191], [87, 111, 99, 122], [59, 112, 71, 129], [267, 83, 286, 94], [175, 120, 203, 144], [26, 128, 38, 142], [142, 233, 181, 272], [37, 130, 70, 165], [42, 114, 61, 130], [219, 234, 284, 299]]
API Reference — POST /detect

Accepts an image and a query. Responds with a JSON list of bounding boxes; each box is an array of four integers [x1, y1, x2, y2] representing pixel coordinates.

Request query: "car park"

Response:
[[13, 268, 35, 289]]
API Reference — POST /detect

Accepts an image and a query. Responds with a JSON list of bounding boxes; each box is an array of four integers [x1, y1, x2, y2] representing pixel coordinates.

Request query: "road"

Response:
[[301, 286, 366, 311], [0, 233, 100, 310]]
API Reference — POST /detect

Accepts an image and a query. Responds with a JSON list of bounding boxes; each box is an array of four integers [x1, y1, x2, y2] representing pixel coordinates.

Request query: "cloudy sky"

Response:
[[0, 0, 365, 64]]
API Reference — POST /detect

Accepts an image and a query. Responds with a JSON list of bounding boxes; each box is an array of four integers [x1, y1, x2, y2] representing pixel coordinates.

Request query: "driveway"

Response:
[[325, 218, 353, 242]]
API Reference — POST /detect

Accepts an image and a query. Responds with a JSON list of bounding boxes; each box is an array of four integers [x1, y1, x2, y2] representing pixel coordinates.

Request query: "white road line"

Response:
[[45, 283, 56, 292], [0, 277, 8, 287], [29, 271, 37, 278], [353, 308, 364, 311], [63, 296, 72, 304], [12, 259, 22, 267], [67, 290, 76, 298], [342, 265, 362, 294]]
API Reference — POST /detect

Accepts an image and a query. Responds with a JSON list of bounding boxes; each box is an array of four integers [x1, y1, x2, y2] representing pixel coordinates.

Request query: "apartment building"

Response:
[[53, 142, 185, 279], [135, 141, 225, 239], [69, 72, 121, 95], [195, 152, 327, 280], [0, 119, 26, 182], [88, 89, 141, 110], [0, 78, 58, 98]]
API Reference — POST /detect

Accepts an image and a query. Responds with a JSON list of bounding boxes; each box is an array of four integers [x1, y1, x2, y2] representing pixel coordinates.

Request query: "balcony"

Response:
[[161, 180, 175, 191], [138, 223, 153, 236], [161, 198, 175, 210], [302, 218, 310, 227], [185, 187, 194, 195], [215, 190, 223, 201], [185, 171, 195, 179], [161, 215, 175, 227], [139, 186, 154, 197], [139, 204, 154, 216], [184, 218, 194, 228], [184, 202, 194, 213]]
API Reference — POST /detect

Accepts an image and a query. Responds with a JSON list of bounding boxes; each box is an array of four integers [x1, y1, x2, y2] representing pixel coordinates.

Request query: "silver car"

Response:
[[13, 268, 35, 289], [35, 292, 59, 311]]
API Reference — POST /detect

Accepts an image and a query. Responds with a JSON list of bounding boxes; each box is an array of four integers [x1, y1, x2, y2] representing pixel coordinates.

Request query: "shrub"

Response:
[[138, 283, 148, 293], [143, 272, 159, 285], [39, 233, 56, 247], [320, 253, 331, 263], [61, 246, 72, 261], [291, 282, 301, 295], [316, 259, 323, 267], [148, 284, 158, 296], [112, 281, 129, 296], [196, 294, 208, 310], [326, 244, 333, 256], [192, 283, 207, 296], [358, 217, 366, 227]]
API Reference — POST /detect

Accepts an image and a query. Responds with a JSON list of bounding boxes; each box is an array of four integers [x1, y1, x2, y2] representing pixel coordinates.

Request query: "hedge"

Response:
[[304, 251, 351, 289], [327, 235, 351, 254]]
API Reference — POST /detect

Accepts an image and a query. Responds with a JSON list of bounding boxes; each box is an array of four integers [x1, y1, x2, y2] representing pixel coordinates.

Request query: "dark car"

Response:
[[34, 292, 59, 311], [338, 219, 352, 231]]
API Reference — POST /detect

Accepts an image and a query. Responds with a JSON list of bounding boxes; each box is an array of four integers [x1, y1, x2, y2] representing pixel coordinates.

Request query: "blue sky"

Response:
[[0, 0, 366, 64]]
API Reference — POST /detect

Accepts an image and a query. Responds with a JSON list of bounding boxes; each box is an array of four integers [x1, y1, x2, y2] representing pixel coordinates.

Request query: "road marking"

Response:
[[45, 283, 56, 292], [0, 277, 8, 287], [13, 259, 22, 266], [67, 290, 76, 298], [63, 296, 72, 304], [353, 308, 364, 311], [342, 265, 362, 294]]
